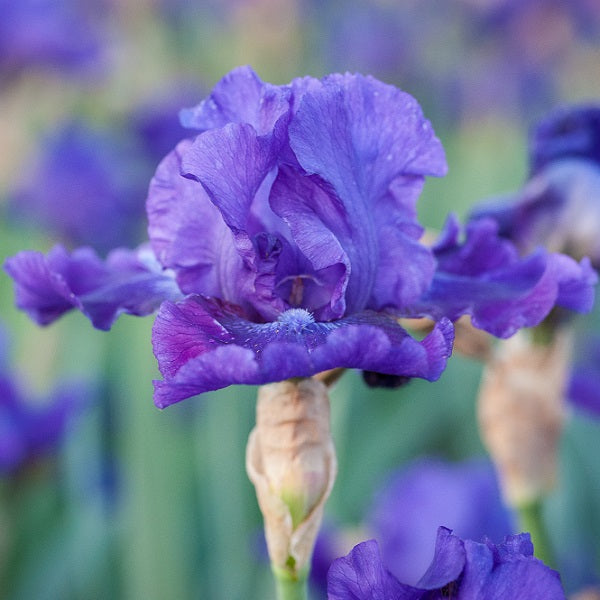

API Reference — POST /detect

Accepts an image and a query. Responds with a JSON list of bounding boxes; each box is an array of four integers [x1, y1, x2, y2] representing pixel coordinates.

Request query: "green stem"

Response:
[[517, 499, 555, 567], [272, 565, 309, 600]]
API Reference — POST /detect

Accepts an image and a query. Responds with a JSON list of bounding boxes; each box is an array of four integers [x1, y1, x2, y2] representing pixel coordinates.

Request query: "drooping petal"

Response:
[[4, 245, 181, 330], [151, 295, 454, 407], [327, 539, 421, 600], [287, 73, 445, 312], [179, 65, 291, 136], [411, 217, 596, 337]]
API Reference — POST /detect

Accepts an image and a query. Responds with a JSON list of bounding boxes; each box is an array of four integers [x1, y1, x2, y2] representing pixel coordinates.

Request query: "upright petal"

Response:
[[147, 139, 244, 301], [288, 73, 445, 312], [179, 65, 291, 136]]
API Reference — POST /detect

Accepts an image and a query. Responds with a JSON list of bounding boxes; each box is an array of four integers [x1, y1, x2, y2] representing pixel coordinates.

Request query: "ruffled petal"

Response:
[[412, 217, 596, 337], [4, 245, 181, 330], [459, 535, 566, 600], [287, 73, 445, 312], [327, 539, 420, 600], [151, 296, 453, 407], [179, 65, 291, 136]]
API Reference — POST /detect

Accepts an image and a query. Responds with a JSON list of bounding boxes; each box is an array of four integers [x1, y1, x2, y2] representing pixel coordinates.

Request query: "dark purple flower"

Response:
[[5, 67, 596, 408], [368, 458, 514, 587], [470, 106, 600, 271], [327, 527, 566, 600], [567, 338, 600, 417], [9, 120, 150, 254], [0, 0, 109, 80]]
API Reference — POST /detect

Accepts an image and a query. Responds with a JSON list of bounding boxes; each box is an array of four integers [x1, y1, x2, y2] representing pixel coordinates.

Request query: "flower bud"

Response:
[[246, 378, 337, 575], [477, 329, 572, 506]]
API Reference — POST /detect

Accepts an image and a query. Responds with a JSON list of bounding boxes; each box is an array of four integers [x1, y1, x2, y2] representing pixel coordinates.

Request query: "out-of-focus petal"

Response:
[[4, 245, 181, 330], [412, 217, 596, 337], [530, 105, 600, 174]]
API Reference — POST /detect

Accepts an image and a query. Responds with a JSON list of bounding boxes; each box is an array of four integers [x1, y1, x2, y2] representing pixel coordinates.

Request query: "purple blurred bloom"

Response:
[[9, 120, 150, 254], [5, 67, 596, 408], [0, 325, 85, 475], [567, 339, 600, 417], [471, 105, 600, 268], [368, 458, 514, 586], [4, 244, 181, 331], [0, 0, 109, 80], [327, 527, 566, 600]]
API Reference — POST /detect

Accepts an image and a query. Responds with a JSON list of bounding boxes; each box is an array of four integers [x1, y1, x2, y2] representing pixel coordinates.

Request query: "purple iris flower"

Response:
[[0, 326, 85, 475], [0, 0, 109, 80], [567, 338, 600, 417], [470, 105, 600, 268], [368, 458, 514, 587], [9, 120, 150, 254], [4, 67, 596, 408], [327, 527, 566, 600]]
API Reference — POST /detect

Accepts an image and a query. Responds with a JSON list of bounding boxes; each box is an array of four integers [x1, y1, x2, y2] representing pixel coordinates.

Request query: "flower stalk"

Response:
[[246, 377, 337, 600], [478, 328, 573, 564]]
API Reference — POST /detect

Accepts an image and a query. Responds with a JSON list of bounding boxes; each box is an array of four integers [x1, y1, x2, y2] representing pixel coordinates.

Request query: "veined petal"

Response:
[[179, 65, 291, 136], [4, 245, 180, 330], [288, 73, 445, 311], [151, 296, 454, 407], [147, 139, 244, 301], [327, 539, 420, 600]]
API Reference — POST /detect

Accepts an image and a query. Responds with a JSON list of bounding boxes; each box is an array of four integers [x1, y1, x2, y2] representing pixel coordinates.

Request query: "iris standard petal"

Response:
[[179, 65, 291, 136], [151, 296, 453, 407], [147, 138, 244, 300], [287, 73, 446, 312]]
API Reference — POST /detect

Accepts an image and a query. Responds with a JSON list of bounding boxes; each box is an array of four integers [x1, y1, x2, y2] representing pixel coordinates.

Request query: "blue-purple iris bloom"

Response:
[[327, 527, 566, 600], [0, 326, 84, 475], [0, 0, 109, 80], [368, 458, 514, 586], [9, 120, 150, 254], [4, 67, 596, 408], [471, 105, 600, 267]]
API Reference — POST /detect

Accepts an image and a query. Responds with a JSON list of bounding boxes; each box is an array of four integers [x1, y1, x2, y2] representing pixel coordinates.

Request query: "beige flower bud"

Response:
[[571, 589, 600, 600], [478, 329, 573, 506], [246, 378, 337, 574]]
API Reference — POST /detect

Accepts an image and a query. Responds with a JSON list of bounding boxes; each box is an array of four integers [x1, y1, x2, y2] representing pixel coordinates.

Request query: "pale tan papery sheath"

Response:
[[478, 328, 573, 506], [246, 378, 337, 572]]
